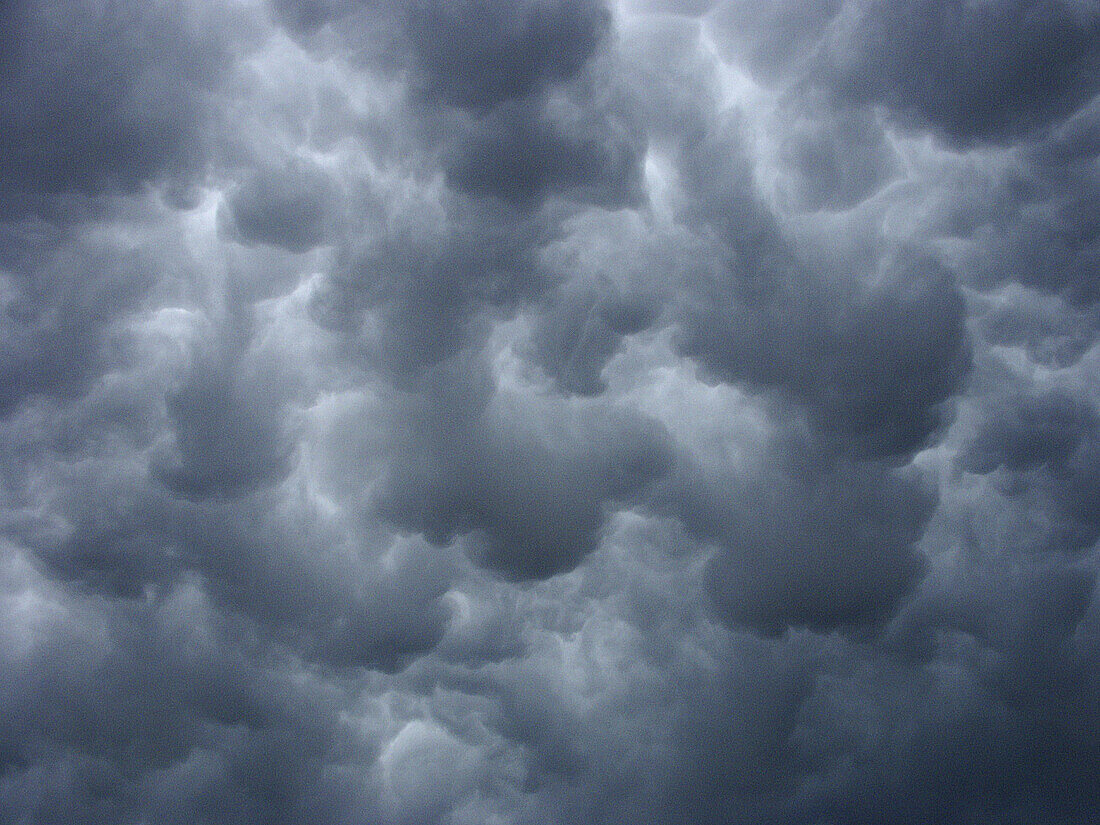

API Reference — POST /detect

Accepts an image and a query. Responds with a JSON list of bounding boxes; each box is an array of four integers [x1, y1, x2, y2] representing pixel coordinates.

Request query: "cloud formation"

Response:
[[2, 0, 1100, 822]]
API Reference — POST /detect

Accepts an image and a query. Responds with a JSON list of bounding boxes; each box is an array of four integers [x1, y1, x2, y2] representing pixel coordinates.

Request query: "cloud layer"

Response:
[[2, 0, 1100, 822]]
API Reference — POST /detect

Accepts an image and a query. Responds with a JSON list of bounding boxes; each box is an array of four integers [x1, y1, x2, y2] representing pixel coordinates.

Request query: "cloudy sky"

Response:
[[2, 0, 1100, 822]]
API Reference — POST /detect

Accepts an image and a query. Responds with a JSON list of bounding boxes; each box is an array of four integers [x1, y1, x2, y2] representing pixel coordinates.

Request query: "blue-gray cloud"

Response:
[[2, 0, 1100, 822]]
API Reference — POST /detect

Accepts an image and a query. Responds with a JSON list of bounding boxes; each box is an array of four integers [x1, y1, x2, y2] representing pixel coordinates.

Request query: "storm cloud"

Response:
[[2, 0, 1100, 822]]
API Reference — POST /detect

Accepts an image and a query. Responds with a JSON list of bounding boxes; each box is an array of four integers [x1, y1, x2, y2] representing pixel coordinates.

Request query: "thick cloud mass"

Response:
[[405, 0, 611, 109], [2, 0, 1100, 822]]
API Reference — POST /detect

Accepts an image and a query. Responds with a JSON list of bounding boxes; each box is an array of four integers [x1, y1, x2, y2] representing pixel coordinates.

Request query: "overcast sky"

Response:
[[2, 1, 1100, 822]]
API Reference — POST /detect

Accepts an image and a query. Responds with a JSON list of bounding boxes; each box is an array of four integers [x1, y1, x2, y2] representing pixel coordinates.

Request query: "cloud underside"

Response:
[[2, 0, 1100, 822]]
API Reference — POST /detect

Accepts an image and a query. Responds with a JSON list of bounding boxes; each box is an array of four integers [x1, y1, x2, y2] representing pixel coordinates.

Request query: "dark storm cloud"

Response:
[[3, 0, 1100, 823], [269, 0, 637, 211], [221, 159, 336, 252], [958, 382, 1100, 553], [705, 0, 842, 83], [154, 349, 294, 499], [527, 280, 659, 395], [0, 219, 159, 415], [404, 0, 611, 110], [356, 357, 675, 579], [678, 242, 970, 457], [317, 199, 552, 377], [768, 95, 900, 211], [975, 285, 1100, 368], [442, 99, 643, 210], [0, 0, 253, 211], [267, 0, 610, 112], [0, 563, 366, 825], [825, 0, 1100, 145], [935, 98, 1100, 306], [710, 0, 1100, 146], [687, 434, 933, 633]]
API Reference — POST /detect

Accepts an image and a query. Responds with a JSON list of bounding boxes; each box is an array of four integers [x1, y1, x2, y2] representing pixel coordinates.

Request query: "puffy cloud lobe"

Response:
[[0, 278, 454, 673], [0, 222, 160, 415], [704, 455, 931, 634], [942, 100, 1100, 306], [527, 285, 659, 395], [221, 160, 335, 253], [271, 0, 636, 213], [17, 429, 453, 672], [268, 0, 612, 113], [153, 351, 294, 499], [705, 0, 843, 84], [975, 285, 1099, 368], [0, 0, 250, 210], [404, 0, 611, 110], [172, 498, 455, 671], [267, 0, 361, 34], [958, 385, 1100, 552], [825, 0, 1100, 145], [767, 97, 900, 211], [443, 100, 644, 210], [366, 364, 675, 578], [678, 234, 970, 457], [0, 556, 361, 825], [652, 427, 932, 634], [709, 0, 1100, 147], [377, 719, 486, 824]]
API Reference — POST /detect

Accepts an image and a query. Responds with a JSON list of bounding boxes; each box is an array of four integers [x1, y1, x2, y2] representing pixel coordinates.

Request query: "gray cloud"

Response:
[[0, 0, 253, 212], [404, 0, 611, 110], [221, 159, 336, 253], [2, 0, 1100, 822], [710, 0, 1100, 146], [442, 99, 644, 210], [359, 358, 675, 579], [695, 435, 933, 633], [825, 0, 1100, 146]]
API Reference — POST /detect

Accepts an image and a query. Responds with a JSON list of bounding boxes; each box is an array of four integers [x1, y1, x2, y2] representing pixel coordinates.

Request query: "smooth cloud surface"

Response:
[[2, 1, 1100, 822]]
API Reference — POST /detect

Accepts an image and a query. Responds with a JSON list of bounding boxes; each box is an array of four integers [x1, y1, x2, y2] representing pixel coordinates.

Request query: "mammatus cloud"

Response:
[[2, 0, 1100, 822]]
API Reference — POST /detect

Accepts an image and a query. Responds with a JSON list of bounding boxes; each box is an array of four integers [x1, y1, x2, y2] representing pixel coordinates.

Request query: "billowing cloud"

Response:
[[2, 0, 1100, 822]]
